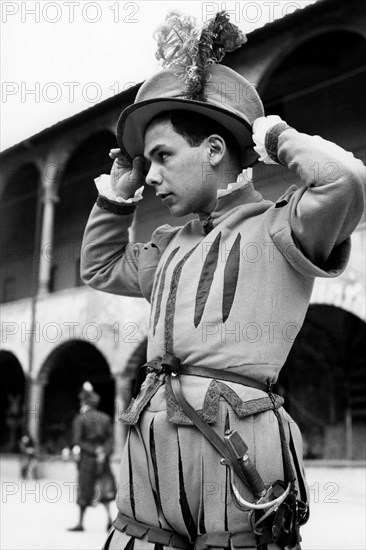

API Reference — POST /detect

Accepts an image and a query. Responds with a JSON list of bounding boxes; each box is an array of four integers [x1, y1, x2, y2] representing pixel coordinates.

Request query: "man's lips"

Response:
[[157, 192, 173, 201]]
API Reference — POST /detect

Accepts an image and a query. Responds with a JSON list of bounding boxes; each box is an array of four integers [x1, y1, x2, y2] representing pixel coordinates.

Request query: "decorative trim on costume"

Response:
[[96, 194, 136, 215], [152, 247, 180, 335], [194, 232, 222, 327], [119, 374, 283, 426], [264, 122, 293, 164], [222, 233, 241, 322], [252, 115, 292, 165], [165, 378, 284, 425], [164, 245, 199, 353], [119, 374, 165, 424]]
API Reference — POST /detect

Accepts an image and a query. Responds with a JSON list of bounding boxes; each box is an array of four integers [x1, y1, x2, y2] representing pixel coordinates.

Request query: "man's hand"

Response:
[[109, 149, 145, 200], [61, 447, 71, 461], [71, 445, 81, 462]]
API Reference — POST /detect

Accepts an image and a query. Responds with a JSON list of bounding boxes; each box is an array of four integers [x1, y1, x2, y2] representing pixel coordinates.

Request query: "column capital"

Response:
[[35, 375, 48, 387], [41, 186, 59, 204]]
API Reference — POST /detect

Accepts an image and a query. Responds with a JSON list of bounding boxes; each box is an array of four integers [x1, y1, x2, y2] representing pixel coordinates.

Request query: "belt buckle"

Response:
[[161, 352, 181, 377], [146, 360, 163, 377]]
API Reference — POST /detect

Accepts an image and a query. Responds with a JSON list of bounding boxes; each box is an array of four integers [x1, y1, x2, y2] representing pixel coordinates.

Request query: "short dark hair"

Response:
[[148, 110, 241, 162]]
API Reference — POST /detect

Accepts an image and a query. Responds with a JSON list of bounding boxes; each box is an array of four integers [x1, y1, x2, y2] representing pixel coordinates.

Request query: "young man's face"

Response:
[[143, 118, 218, 217]]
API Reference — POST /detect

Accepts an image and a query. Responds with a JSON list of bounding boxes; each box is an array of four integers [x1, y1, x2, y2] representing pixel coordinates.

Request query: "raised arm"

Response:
[[81, 201, 143, 297], [278, 129, 365, 265], [81, 152, 147, 297], [81, 150, 179, 299], [254, 117, 365, 267]]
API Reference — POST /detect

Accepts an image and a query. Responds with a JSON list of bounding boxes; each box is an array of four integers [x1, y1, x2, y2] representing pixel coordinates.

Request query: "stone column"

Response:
[[38, 163, 59, 295], [27, 378, 45, 448]]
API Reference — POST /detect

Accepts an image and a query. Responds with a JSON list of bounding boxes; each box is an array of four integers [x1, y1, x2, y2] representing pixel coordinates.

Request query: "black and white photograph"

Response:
[[1, 1, 365, 549]]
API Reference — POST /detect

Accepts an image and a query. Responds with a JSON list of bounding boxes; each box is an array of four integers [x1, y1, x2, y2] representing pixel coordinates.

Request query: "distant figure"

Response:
[[68, 381, 116, 532], [19, 433, 37, 479]]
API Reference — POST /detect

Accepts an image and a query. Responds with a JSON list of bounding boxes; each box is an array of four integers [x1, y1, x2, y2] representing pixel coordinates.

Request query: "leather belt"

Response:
[[147, 354, 268, 392], [176, 365, 267, 392], [154, 353, 279, 492]]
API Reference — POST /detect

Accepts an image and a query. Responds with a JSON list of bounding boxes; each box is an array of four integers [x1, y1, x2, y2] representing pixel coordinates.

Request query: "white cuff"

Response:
[[94, 174, 144, 204], [252, 115, 286, 164]]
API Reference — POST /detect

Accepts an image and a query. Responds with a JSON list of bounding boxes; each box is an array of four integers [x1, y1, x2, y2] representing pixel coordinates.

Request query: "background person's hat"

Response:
[[78, 381, 100, 407], [116, 11, 264, 168]]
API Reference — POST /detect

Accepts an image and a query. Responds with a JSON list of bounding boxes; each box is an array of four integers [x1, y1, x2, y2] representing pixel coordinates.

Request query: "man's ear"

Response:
[[207, 134, 226, 166]]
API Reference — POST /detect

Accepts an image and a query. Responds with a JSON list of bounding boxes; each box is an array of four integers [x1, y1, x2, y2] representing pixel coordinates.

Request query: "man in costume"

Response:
[[68, 382, 116, 532], [81, 12, 365, 550]]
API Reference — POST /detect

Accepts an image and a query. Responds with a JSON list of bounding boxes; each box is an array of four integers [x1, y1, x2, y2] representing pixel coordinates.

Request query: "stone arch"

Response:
[[252, 27, 366, 205], [260, 29, 366, 158], [0, 163, 41, 303], [38, 340, 115, 454], [276, 304, 366, 460], [310, 240, 366, 323], [257, 26, 364, 91], [50, 130, 116, 292], [0, 351, 26, 452]]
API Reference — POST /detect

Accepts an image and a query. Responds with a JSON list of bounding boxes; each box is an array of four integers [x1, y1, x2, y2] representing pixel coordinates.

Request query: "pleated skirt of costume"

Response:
[[105, 395, 308, 550]]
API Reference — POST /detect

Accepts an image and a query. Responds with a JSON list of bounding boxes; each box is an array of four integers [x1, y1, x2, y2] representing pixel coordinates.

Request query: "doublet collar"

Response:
[[200, 181, 272, 234]]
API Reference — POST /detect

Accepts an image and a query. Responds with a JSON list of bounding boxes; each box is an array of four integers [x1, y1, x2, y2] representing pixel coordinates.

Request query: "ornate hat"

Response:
[[78, 381, 100, 407], [116, 11, 264, 168]]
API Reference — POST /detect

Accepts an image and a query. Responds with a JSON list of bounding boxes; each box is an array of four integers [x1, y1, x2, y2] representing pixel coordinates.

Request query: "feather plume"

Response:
[[154, 10, 247, 101], [154, 11, 201, 71]]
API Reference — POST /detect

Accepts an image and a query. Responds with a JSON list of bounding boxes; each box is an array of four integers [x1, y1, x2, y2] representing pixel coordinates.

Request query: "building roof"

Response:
[[1, 83, 141, 158], [0, 0, 356, 158], [242, 0, 346, 43]]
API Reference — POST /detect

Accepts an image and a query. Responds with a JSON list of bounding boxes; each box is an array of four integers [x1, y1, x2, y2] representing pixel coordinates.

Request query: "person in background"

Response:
[[67, 381, 116, 532], [19, 432, 37, 479]]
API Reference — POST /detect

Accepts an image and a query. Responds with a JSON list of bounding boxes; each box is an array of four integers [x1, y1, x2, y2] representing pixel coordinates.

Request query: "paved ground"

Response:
[[1, 456, 365, 550]]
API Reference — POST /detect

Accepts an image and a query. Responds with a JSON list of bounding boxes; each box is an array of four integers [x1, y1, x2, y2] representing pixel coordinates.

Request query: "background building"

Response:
[[1, 0, 365, 459]]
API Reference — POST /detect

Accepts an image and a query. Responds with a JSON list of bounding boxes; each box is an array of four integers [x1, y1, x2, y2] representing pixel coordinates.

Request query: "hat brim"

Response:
[[116, 98, 259, 168]]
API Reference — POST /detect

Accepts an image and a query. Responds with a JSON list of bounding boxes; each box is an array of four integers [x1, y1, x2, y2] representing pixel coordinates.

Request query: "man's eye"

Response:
[[159, 152, 168, 160]]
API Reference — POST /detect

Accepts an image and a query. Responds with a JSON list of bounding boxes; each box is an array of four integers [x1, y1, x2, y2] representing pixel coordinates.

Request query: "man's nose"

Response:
[[145, 164, 162, 186]]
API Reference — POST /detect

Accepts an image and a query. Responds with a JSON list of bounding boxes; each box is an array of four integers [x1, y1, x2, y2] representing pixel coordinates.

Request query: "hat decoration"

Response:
[[154, 10, 247, 101], [116, 9, 264, 168]]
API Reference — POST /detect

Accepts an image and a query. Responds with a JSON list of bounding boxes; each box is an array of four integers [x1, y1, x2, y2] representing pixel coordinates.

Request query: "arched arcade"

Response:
[[37, 340, 115, 454], [0, 351, 26, 452], [278, 305, 366, 459]]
